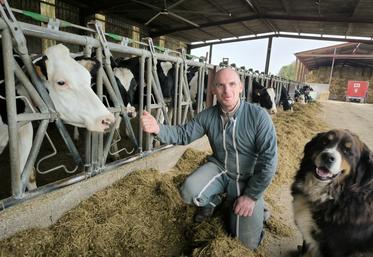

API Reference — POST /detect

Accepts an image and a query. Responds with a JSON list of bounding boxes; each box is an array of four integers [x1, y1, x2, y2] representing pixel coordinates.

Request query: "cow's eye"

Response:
[[57, 80, 65, 86]]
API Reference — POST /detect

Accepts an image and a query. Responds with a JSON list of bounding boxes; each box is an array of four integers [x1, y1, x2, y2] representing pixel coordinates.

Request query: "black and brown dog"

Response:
[[291, 129, 373, 257]]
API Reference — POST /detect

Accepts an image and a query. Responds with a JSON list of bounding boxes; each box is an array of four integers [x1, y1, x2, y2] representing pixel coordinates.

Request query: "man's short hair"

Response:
[[213, 67, 241, 87]]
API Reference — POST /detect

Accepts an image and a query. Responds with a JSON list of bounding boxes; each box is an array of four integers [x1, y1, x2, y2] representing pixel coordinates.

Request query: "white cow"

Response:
[[39, 44, 115, 131], [0, 44, 115, 191]]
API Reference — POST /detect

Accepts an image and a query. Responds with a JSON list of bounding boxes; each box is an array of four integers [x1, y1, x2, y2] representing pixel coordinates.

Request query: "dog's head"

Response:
[[299, 129, 372, 190]]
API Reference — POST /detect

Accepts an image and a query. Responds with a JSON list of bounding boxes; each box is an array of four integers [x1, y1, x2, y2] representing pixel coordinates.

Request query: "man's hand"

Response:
[[140, 111, 160, 134], [233, 195, 256, 217]]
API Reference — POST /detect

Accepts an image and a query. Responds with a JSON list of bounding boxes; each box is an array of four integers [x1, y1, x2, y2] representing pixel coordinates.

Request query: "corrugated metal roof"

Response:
[[295, 42, 373, 70], [60, 0, 373, 45]]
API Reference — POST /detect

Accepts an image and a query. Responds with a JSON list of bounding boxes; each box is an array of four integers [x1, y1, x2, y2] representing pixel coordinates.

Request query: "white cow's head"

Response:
[[266, 88, 277, 114], [35, 44, 114, 132]]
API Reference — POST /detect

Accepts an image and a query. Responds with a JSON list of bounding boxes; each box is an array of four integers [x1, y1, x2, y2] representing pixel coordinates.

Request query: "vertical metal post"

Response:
[[3, 28, 21, 197], [173, 62, 179, 125], [84, 46, 93, 172], [138, 55, 145, 151], [328, 48, 337, 87], [209, 44, 213, 64], [145, 57, 152, 150], [96, 47, 104, 167], [177, 62, 183, 124], [197, 66, 204, 113], [264, 37, 273, 74], [206, 67, 216, 108], [295, 58, 300, 81]]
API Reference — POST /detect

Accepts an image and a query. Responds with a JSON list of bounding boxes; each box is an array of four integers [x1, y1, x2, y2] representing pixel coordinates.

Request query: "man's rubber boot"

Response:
[[194, 206, 215, 223]]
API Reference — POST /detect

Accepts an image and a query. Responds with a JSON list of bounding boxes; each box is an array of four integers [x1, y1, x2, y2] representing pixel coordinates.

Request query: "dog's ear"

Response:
[[297, 132, 327, 174], [351, 144, 373, 197], [303, 132, 326, 159]]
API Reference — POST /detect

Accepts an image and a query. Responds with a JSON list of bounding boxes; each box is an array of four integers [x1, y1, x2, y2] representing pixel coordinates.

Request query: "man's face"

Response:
[[212, 68, 243, 112]]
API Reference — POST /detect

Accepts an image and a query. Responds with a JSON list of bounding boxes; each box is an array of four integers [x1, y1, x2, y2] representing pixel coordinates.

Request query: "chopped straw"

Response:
[[0, 103, 329, 257]]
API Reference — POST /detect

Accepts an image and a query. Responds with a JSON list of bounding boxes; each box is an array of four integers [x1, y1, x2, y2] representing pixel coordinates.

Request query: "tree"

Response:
[[278, 61, 296, 80]]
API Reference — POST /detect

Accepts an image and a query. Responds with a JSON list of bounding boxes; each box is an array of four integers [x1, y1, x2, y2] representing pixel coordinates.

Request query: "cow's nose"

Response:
[[97, 113, 115, 131]]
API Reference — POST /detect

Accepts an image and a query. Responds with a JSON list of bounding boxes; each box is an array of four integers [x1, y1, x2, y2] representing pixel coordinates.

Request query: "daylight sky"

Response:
[[191, 37, 342, 75]]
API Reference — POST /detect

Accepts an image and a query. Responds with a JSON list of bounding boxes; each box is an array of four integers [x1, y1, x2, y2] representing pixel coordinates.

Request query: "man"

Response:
[[141, 68, 277, 249]]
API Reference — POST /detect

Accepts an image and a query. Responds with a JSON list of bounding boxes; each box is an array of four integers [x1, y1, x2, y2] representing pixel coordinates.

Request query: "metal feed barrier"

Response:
[[0, 3, 214, 209], [0, 2, 309, 210]]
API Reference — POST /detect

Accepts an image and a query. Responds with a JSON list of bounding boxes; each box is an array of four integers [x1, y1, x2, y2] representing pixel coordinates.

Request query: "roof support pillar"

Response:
[[295, 58, 300, 81], [328, 48, 337, 87], [264, 36, 273, 74], [302, 63, 306, 82], [209, 44, 213, 64], [295, 57, 299, 81]]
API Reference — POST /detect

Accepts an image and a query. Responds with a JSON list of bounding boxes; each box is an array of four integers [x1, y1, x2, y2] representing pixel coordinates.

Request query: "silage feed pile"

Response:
[[0, 103, 328, 257]]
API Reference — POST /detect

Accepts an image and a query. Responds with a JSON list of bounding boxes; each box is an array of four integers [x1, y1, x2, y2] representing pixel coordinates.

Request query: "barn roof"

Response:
[[60, 0, 373, 46], [295, 42, 373, 70]]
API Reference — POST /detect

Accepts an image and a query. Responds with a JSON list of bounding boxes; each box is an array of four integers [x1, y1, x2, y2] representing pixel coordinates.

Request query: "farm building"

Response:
[[0, 0, 373, 257], [295, 43, 373, 103]]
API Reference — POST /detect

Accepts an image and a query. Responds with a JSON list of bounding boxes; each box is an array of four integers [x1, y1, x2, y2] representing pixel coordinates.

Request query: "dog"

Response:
[[291, 129, 373, 257]]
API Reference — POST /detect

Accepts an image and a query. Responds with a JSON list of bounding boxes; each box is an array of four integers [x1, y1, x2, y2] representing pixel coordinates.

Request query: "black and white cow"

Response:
[[0, 44, 115, 190], [113, 57, 176, 104], [113, 57, 177, 119], [249, 77, 277, 114], [75, 56, 137, 115], [294, 85, 313, 104], [187, 66, 208, 110], [279, 85, 294, 111]]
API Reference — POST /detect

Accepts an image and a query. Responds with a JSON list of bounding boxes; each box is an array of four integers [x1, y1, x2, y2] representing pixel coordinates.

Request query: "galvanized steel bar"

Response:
[[20, 119, 49, 192], [96, 47, 104, 167], [2, 28, 22, 197], [173, 62, 180, 125], [150, 61, 170, 125], [14, 62, 48, 113], [177, 62, 183, 124], [138, 56, 146, 152], [145, 57, 152, 150]]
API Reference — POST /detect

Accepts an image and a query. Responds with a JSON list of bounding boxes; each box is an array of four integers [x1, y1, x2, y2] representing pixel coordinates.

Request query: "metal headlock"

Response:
[[92, 21, 139, 155], [246, 70, 254, 102], [0, 3, 214, 208], [146, 37, 171, 125], [179, 48, 194, 124], [0, 2, 82, 197]]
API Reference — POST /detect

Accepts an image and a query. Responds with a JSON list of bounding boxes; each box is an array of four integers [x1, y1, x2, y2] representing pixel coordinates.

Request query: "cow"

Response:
[[113, 57, 177, 122], [249, 77, 277, 114], [187, 66, 208, 110], [0, 44, 115, 191], [294, 88, 306, 104], [113, 57, 175, 106], [70, 56, 137, 144], [279, 85, 294, 111], [295, 85, 313, 104], [0, 86, 34, 189]]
